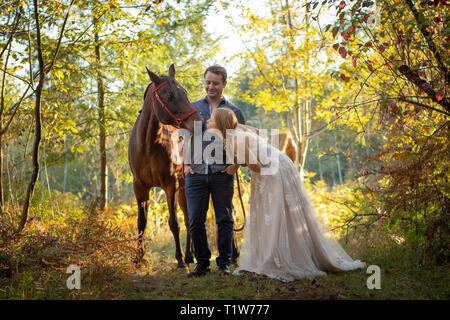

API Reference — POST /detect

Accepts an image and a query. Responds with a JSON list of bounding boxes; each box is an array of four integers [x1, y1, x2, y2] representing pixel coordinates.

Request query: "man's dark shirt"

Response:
[[187, 96, 246, 174]]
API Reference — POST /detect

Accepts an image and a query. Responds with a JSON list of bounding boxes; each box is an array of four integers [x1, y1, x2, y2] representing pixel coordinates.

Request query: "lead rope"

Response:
[[234, 170, 246, 232]]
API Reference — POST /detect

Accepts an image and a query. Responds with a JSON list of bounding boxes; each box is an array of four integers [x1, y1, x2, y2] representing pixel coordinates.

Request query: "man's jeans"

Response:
[[185, 171, 234, 268]]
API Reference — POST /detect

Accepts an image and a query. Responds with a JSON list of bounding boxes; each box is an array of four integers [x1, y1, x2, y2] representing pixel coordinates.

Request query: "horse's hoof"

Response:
[[177, 266, 188, 273], [137, 248, 145, 258], [132, 258, 142, 269], [184, 256, 194, 264], [132, 256, 149, 269], [175, 263, 188, 273]]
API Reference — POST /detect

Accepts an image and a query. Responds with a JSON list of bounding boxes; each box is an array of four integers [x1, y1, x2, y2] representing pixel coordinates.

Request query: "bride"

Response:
[[206, 108, 365, 282]]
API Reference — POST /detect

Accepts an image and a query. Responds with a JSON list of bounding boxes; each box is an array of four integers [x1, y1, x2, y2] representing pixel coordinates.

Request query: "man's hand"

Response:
[[184, 165, 194, 176], [221, 164, 240, 176]]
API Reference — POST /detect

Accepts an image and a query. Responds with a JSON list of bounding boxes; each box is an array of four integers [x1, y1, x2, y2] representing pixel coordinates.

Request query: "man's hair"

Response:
[[204, 65, 227, 83]]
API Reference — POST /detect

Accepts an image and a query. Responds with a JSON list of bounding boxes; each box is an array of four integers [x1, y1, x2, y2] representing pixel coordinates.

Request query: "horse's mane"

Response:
[[143, 83, 152, 101], [155, 124, 175, 151], [156, 124, 183, 179]]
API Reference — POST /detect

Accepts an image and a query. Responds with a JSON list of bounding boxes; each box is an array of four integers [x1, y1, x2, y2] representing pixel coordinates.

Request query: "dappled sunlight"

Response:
[[0, 0, 447, 301]]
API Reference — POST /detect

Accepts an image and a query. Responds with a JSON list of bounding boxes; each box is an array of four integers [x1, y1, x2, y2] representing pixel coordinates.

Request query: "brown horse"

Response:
[[128, 65, 203, 268], [270, 132, 297, 163]]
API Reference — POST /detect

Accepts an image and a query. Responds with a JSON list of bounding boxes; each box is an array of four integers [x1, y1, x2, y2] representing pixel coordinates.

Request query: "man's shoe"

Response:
[[188, 264, 210, 277], [218, 265, 230, 275]]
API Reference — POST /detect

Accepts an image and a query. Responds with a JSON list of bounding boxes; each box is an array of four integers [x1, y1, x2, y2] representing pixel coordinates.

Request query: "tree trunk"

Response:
[[300, 99, 311, 172], [17, 0, 72, 232], [63, 135, 68, 193], [365, 124, 370, 157], [0, 32, 13, 213], [0, 135, 3, 213], [350, 141, 358, 173], [331, 167, 336, 187], [293, 106, 302, 169], [284, 0, 311, 175], [334, 130, 343, 185], [19, 80, 43, 233], [17, 0, 45, 233], [316, 139, 324, 181], [94, 26, 107, 210]]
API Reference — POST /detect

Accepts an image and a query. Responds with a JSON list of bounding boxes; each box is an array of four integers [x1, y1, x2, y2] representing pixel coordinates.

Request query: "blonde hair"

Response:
[[212, 108, 237, 138], [212, 108, 238, 152]]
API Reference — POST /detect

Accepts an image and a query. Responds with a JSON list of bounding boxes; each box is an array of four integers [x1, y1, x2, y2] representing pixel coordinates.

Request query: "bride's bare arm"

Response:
[[233, 135, 261, 173], [246, 147, 261, 173], [236, 124, 260, 135]]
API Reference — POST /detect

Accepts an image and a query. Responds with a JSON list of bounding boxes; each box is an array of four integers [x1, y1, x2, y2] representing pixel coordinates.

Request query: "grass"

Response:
[[1, 221, 448, 300], [0, 192, 448, 300]]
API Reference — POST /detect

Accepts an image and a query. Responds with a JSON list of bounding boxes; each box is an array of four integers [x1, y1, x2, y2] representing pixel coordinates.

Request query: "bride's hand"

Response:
[[221, 164, 240, 175]]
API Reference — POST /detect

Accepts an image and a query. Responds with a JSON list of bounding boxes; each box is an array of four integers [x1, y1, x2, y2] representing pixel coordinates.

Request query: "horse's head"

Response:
[[146, 64, 204, 135]]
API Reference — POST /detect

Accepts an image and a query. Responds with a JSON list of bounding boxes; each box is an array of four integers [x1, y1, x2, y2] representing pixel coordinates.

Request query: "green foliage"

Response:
[[0, 0, 448, 299], [302, 0, 450, 262]]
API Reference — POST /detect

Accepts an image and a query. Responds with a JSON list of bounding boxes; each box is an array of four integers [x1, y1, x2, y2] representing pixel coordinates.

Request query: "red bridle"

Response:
[[152, 81, 199, 129]]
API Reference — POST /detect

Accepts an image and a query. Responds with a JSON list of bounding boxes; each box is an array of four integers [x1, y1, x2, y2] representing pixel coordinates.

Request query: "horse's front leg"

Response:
[[177, 186, 194, 264], [133, 180, 149, 263], [166, 187, 186, 269], [137, 200, 149, 260]]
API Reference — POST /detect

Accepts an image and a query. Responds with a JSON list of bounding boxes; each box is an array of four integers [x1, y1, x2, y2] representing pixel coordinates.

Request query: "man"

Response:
[[184, 65, 245, 277]]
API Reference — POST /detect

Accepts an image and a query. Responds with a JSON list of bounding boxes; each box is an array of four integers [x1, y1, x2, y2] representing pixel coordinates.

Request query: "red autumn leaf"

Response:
[[339, 1, 346, 9], [422, 83, 431, 90], [436, 90, 444, 101], [339, 46, 347, 58], [362, 15, 369, 23], [349, 27, 355, 33], [388, 100, 397, 108], [379, 45, 385, 53], [332, 26, 339, 38], [352, 57, 357, 67], [312, 16, 317, 21], [343, 32, 349, 41], [433, 17, 441, 23], [340, 73, 350, 83], [365, 41, 373, 47], [332, 43, 339, 51]]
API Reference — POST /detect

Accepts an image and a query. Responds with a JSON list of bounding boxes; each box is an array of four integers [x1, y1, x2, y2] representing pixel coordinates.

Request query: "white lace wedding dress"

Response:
[[232, 128, 365, 282]]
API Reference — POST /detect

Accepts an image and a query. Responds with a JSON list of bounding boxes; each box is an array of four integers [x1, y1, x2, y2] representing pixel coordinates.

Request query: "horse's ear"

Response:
[[146, 67, 162, 85], [168, 64, 175, 79]]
